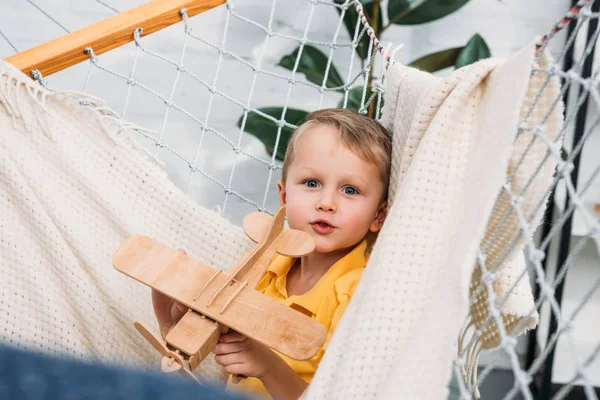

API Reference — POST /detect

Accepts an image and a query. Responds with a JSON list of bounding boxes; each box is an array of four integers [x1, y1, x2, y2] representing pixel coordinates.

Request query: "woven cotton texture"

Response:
[[302, 40, 562, 399], [467, 46, 562, 348], [0, 38, 562, 399], [0, 61, 253, 382]]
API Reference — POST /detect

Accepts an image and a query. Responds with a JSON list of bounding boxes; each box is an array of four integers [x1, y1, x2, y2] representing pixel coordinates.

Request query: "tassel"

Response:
[[467, 342, 482, 399], [457, 317, 483, 399], [0, 68, 57, 139], [458, 317, 473, 378], [473, 348, 481, 399], [465, 340, 476, 391]]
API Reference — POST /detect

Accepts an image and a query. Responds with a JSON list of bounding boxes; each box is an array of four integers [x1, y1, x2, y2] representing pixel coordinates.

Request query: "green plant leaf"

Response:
[[335, 1, 383, 60], [554, 147, 570, 179], [408, 34, 490, 72], [338, 86, 378, 112], [278, 45, 344, 88], [238, 107, 309, 161], [408, 47, 462, 72], [388, 0, 471, 25], [560, 147, 568, 161], [454, 34, 491, 69]]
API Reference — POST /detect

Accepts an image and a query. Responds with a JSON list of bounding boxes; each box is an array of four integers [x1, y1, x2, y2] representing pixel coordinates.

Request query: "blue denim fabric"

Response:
[[0, 344, 248, 400]]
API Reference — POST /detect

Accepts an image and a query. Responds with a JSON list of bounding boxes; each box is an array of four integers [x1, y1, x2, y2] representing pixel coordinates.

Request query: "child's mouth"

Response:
[[311, 221, 334, 235]]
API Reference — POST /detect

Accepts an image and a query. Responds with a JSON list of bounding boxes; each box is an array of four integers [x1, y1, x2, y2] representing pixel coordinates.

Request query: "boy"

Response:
[[153, 108, 392, 399]]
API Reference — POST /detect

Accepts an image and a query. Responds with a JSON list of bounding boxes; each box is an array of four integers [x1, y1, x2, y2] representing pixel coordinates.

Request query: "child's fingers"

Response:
[[213, 342, 244, 355], [152, 289, 175, 329], [170, 301, 187, 321], [219, 332, 246, 343], [177, 248, 187, 255], [223, 363, 248, 376], [214, 352, 244, 367]]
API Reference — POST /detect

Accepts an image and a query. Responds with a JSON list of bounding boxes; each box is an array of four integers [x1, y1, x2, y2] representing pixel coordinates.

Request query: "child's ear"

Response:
[[369, 201, 387, 233], [277, 180, 287, 206]]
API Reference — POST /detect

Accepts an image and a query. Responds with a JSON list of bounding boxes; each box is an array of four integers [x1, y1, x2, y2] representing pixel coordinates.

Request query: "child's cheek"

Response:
[[347, 204, 373, 235], [284, 199, 304, 230]]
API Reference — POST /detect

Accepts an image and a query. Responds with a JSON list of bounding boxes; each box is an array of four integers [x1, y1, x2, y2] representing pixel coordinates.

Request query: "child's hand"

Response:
[[151, 249, 188, 337], [213, 331, 277, 379]]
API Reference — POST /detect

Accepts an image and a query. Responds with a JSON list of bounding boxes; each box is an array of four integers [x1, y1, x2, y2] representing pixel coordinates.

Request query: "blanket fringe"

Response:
[[61, 89, 165, 169], [458, 316, 482, 399], [0, 67, 53, 136], [0, 62, 165, 171]]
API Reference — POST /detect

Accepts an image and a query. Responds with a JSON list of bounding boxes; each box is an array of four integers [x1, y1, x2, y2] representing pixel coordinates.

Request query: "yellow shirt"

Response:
[[227, 240, 368, 399]]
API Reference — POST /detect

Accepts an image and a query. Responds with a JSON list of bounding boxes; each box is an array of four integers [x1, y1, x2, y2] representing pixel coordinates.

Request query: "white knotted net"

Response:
[[1, 0, 599, 399]]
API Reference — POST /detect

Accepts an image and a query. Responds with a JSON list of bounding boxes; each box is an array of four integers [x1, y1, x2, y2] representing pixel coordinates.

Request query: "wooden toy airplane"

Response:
[[112, 206, 327, 382]]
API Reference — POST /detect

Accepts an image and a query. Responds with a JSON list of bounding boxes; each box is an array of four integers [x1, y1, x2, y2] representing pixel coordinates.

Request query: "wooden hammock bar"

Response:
[[4, 0, 225, 78]]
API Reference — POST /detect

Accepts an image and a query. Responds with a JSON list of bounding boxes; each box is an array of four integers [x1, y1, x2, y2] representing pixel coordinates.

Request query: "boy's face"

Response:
[[278, 124, 387, 254]]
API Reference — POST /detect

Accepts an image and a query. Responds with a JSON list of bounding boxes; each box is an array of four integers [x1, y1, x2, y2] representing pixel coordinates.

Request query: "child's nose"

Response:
[[316, 191, 337, 213]]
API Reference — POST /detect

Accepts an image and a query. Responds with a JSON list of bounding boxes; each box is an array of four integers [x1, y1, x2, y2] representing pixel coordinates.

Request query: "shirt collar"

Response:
[[266, 240, 368, 315]]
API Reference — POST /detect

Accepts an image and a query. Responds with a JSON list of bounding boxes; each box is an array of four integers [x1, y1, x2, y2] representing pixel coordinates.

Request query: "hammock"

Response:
[[1, 1, 599, 399]]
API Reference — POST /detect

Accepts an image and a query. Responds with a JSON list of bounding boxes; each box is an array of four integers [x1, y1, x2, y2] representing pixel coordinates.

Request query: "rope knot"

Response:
[[481, 271, 496, 286], [180, 9, 189, 21], [540, 284, 555, 300], [561, 320, 574, 333], [500, 336, 517, 351], [529, 249, 546, 263], [84, 47, 98, 63], [558, 160, 574, 177], [31, 69, 43, 81], [133, 28, 143, 41], [510, 195, 523, 207]]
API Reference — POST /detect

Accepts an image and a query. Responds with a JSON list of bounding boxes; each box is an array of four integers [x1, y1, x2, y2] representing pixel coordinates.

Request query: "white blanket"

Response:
[[0, 37, 562, 399], [0, 61, 252, 382], [302, 40, 562, 399]]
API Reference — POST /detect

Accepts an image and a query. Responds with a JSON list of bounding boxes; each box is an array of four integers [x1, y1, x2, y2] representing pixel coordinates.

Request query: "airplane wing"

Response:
[[113, 235, 327, 361], [243, 211, 272, 243], [242, 208, 314, 257]]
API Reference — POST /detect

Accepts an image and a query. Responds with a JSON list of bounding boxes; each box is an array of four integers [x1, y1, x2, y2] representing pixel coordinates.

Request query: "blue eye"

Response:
[[304, 179, 319, 188], [343, 186, 358, 195]]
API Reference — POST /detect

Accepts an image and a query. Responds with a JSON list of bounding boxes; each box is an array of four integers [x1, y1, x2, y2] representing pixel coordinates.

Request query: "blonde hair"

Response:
[[282, 108, 392, 197]]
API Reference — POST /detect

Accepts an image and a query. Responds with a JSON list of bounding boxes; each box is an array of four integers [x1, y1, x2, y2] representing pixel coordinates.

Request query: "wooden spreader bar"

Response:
[[5, 0, 225, 77]]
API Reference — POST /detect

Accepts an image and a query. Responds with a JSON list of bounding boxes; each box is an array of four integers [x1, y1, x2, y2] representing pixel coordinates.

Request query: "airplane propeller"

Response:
[[133, 321, 200, 383]]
